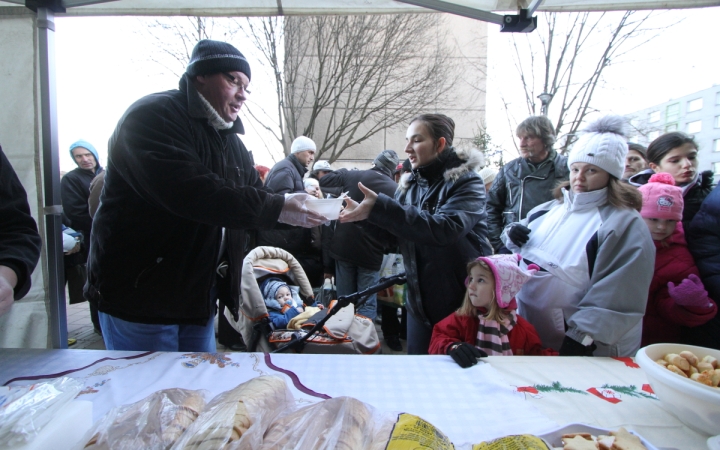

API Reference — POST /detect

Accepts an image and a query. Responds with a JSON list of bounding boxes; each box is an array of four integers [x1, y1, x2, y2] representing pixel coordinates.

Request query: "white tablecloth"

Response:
[[0, 349, 709, 449]]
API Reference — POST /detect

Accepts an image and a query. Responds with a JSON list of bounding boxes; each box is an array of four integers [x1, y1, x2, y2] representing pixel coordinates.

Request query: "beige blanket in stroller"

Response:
[[223, 246, 381, 354]]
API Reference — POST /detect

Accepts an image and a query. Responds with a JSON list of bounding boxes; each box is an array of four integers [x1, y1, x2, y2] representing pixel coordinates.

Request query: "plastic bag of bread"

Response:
[[258, 396, 395, 450], [0, 377, 83, 446], [171, 375, 293, 450], [76, 387, 208, 450]]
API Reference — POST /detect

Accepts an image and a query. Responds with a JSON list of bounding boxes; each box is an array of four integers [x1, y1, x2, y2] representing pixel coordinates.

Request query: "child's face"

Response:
[[642, 217, 676, 241], [467, 265, 495, 310], [275, 286, 293, 305]]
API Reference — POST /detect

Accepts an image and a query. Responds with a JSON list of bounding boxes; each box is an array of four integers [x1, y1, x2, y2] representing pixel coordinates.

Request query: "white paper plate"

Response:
[[536, 423, 659, 450]]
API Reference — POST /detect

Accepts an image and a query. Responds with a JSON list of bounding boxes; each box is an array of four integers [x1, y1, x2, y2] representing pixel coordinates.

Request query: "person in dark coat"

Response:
[[486, 116, 569, 253], [340, 114, 492, 354], [85, 39, 324, 352], [685, 184, 720, 349], [628, 132, 715, 231], [319, 150, 399, 326], [61, 139, 103, 331], [0, 145, 42, 317], [259, 136, 324, 286]]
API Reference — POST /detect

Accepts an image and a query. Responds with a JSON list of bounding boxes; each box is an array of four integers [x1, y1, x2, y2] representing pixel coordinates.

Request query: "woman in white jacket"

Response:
[[502, 116, 655, 357]]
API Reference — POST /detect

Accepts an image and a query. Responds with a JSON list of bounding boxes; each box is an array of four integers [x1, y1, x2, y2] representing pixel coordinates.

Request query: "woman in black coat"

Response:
[[340, 114, 491, 354]]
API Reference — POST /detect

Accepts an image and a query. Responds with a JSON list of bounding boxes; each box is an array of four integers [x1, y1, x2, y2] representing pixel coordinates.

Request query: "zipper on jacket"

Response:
[[134, 257, 164, 288]]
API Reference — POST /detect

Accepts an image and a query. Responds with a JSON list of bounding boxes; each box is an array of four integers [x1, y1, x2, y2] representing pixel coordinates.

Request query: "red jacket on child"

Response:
[[642, 225, 717, 346], [429, 312, 557, 356]]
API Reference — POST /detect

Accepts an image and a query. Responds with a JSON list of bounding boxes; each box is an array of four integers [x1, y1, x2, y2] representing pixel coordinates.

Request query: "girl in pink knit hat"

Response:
[[639, 172, 717, 346], [429, 254, 557, 368]]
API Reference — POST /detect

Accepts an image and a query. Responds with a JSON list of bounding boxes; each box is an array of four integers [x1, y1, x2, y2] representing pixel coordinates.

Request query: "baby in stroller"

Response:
[[260, 278, 306, 329]]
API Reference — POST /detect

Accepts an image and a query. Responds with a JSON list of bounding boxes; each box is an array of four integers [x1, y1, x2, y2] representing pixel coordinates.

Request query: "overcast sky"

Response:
[[54, 7, 720, 172]]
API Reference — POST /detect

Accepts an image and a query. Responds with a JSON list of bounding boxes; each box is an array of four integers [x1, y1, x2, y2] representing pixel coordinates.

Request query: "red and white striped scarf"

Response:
[[475, 311, 517, 356]]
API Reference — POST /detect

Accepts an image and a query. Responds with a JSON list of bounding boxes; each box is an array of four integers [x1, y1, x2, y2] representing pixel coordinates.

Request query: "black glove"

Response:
[[448, 342, 488, 368], [559, 336, 597, 356], [508, 224, 531, 247]]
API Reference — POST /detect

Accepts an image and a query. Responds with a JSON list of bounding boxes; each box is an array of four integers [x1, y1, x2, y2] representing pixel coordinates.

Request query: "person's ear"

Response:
[[649, 162, 659, 173], [436, 137, 447, 154]]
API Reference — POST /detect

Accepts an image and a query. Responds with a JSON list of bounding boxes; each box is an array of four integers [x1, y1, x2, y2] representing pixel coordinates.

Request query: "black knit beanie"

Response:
[[186, 39, 251, 81]]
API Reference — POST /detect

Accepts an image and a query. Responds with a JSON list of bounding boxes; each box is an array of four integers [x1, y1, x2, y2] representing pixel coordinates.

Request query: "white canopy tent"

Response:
[[0, 0, 717, 349]]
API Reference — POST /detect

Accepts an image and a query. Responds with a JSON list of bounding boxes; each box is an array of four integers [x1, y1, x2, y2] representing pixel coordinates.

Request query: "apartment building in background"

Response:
[[625, 85, 720, 179]]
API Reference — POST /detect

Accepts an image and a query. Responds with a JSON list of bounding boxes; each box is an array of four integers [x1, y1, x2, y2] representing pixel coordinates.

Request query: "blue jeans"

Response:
[[335, 260, 379, 320], [99, 312, 217, 352]]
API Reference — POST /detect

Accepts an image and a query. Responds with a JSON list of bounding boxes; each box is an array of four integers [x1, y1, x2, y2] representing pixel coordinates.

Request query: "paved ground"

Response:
[[68, 302, 407, 355]]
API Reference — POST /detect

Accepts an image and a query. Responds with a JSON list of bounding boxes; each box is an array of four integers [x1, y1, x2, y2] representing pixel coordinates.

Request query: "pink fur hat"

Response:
[[476, 254, 538, 309]]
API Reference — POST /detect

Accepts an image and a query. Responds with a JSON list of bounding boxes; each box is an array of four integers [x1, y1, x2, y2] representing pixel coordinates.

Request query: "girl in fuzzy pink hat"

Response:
[[638, 172, 717, 346], [429, 254, 557, 368]]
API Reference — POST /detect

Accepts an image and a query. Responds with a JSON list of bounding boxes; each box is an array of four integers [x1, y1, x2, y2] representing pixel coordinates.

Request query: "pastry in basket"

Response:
[[260, 396, 372, 449], [175, 376, 289, 450]]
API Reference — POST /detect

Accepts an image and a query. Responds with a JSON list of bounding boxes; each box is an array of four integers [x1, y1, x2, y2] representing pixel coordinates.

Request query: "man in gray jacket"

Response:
[[486, 115, 569, 253]]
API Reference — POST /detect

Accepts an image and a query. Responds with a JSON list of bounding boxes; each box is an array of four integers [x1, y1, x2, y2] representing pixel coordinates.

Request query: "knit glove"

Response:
[[668, 274, 712, 308], [447, 342, 488, 368], [278, 193, 328, 227], [507, 224, 531, 247], [559, 336, 596, 356]]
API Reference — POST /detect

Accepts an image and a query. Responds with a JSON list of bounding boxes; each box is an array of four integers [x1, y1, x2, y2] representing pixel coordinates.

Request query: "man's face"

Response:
[[517, 133, 548, 164], [295, 150, 315, 168], [194, 71, 249, 123], [72, 147, 97, 171], [623, 150, 649, 179], [317, 170, 331, 179]]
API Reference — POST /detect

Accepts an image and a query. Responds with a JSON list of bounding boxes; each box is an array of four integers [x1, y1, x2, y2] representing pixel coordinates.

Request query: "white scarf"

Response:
[[197, 92, 234, 130]]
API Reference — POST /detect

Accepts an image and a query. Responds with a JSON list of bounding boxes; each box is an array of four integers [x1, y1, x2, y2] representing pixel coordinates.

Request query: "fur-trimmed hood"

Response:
[[399, 146, 484, 192]]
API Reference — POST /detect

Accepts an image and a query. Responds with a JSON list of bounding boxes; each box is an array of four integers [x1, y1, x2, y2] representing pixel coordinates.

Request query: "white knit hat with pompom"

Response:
[[567, 115, 628, 179]]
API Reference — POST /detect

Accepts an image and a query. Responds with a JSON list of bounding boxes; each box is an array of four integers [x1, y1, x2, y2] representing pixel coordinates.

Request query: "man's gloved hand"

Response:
[[278, 193, 328, 227], [559, 336, 596, 356], [668, 274, 712, 308], [508, 224, 531, 247], [447, 342, 488, 368]]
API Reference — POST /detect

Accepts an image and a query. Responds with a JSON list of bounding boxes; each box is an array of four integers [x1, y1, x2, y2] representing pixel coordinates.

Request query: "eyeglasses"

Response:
[[222, 73, 251, 95]]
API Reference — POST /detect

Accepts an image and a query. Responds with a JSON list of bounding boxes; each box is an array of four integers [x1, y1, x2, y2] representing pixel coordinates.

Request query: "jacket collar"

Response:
[[288, 154, 308, 177], [180, 73, 245, 135], [401, 147, 483, 191], [562, 186, 608, 212]]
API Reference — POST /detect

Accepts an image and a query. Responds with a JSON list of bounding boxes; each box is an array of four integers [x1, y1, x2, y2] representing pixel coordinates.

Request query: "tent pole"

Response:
[[37, 6, 68, 349]]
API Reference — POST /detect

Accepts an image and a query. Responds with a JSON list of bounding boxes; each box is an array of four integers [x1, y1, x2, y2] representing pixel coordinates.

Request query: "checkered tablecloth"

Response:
[[0, 350, 708, 449]]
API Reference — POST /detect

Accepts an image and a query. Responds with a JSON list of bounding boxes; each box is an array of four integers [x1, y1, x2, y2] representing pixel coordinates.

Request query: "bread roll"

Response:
[[162, 391, 206, 443], [701, 355, 718, 369], [679, 350, 699, 367], [664, 353, 689, 371], [666, 364, 689, 378]]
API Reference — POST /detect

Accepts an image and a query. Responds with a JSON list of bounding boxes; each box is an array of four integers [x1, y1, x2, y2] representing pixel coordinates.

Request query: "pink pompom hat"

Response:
[[638, 172, 684, 221]]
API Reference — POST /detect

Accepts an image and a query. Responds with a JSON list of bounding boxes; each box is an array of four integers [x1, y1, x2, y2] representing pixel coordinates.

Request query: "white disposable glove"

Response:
[[278, 193, 328, 227]]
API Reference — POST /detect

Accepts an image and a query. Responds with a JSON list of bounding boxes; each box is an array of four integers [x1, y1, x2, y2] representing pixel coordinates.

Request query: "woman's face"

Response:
[[467, 265, 495, 310], [650, 143, 698, 185], [642, 217, 677, 242], [569, 162, 611, 193], [405, 121, 445, 169]]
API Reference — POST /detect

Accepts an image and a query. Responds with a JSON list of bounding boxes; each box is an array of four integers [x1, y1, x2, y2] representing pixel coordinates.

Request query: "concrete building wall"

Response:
[[625, 85, 720, 178], [294, 13, 487, 171]]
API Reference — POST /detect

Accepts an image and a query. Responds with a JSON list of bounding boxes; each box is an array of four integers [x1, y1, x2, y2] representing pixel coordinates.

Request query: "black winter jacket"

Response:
[[0, 146, 42, 300], [486, 151, 569, 252], [685, 184, 720, 349], [367, 148, 491, 327], [320, 167, 398, 271], [61, 164, 102, 262], [264, 154, 307, 195], [86, 75, 285, 325]]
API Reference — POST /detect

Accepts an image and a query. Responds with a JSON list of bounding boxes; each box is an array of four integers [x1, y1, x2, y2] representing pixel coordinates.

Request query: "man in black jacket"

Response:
[[86, 40, 324, 352], [61, 139, 103, 331], [0, 145, 42, 317], [486, 115, 569, 253], [320, 150, 399, 324], [259, 136, 323, 286]]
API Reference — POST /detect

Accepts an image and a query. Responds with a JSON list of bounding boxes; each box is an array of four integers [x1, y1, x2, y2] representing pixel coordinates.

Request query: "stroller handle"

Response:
[[271, 272, 407, 353]]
